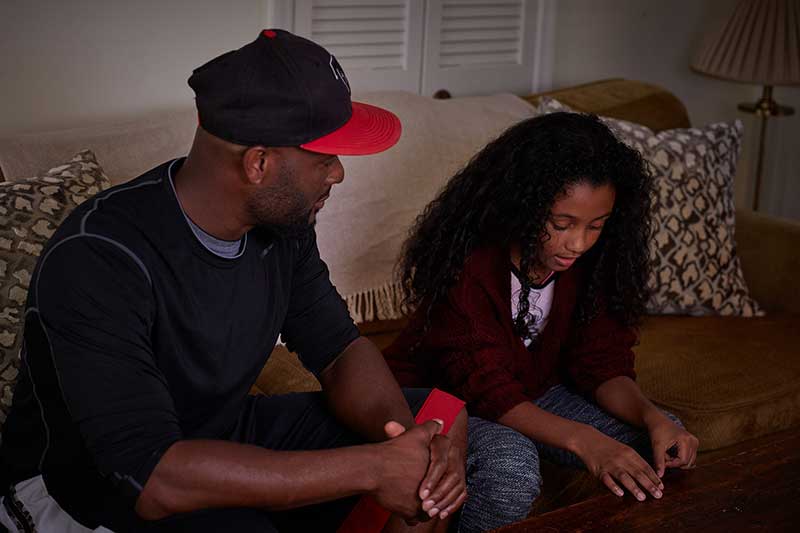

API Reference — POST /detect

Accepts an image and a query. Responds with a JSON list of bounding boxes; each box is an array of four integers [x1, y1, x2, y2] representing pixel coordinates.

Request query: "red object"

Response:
[[384, 246, 638, 421], [337, 388, 465, 533], [263, 29, 277, 38], [301, 102, 402, 156]]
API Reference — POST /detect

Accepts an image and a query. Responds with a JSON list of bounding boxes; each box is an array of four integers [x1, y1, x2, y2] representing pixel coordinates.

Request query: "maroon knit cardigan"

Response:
[[384, 246, 637, 421]]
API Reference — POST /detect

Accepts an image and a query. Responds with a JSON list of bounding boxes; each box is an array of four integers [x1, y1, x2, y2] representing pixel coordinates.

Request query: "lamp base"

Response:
[[738, 101, 795, 117], [737, 85, 795, 211], [738, 85, 795, 117]]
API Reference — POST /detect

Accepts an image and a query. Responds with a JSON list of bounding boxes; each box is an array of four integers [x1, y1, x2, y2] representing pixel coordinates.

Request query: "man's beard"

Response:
[[245, 160, 314, 239]]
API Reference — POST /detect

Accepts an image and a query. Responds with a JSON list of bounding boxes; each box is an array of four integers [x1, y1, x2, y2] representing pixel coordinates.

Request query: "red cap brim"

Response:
[[300, 101, 402, 155]]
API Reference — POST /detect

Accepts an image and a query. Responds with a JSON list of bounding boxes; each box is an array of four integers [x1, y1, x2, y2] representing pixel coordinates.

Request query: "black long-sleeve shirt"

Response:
[[0, 159, 359, 528]]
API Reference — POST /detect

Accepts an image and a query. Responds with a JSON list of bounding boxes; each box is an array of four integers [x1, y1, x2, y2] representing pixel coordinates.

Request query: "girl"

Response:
[[384, 112, 699, 531]]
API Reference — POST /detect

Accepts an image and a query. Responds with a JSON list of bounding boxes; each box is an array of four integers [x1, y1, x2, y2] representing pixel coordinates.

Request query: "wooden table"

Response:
[[493, 428, 800, 532]]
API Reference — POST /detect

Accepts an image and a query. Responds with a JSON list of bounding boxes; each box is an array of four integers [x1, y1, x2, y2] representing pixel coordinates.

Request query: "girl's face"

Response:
[[538, 181, 616, 272]]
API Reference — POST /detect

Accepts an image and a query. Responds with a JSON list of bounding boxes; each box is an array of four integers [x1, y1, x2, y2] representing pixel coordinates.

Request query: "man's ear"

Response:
[[241, 145, 272, 185]]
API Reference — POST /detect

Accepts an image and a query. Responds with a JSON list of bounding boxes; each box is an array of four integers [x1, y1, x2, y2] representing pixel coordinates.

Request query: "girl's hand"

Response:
[[648, 417, 700, 476], [419, 434, 467, 521], [576, 428, 663, 501]]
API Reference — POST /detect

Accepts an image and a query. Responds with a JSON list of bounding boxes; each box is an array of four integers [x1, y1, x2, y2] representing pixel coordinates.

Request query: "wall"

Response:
[[1, 0, 797, 218], [762, 91, 800, 218], [0, 0, 264, 133], [551, 0, 800, 219]]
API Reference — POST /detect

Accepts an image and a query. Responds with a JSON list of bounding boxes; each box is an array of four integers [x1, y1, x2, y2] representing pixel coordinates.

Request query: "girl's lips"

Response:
[[554, 255, 577, 267]]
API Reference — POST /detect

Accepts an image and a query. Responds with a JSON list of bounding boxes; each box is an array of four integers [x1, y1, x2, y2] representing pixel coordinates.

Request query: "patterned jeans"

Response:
[[458, 384, 682, 533]]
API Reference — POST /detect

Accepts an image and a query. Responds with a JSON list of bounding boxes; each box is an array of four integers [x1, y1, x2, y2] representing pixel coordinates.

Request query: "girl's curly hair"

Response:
[[396, 111, 654, 344]]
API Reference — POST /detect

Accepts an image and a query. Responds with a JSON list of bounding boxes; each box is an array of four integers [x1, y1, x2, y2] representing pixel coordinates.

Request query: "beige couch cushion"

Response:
[[0, 108, 196, 185], [636, 314, 800, 451]]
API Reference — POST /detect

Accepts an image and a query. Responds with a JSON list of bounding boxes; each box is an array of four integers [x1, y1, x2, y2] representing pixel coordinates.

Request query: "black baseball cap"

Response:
[[188, 29, 402, 155]]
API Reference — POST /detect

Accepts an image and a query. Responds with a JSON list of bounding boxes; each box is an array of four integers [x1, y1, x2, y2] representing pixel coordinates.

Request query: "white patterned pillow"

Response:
[[0, 150, 111, 427], [537, 97, 762, 317], [537, 96, 653, 156], [645, 122, 761, 316]]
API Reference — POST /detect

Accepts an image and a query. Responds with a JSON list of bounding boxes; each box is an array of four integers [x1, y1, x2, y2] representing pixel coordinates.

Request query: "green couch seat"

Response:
[[637, 313, 800, 451]]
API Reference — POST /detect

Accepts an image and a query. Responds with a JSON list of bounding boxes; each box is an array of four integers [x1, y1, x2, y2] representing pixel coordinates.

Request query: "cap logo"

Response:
[[329, 55, 351, 95]]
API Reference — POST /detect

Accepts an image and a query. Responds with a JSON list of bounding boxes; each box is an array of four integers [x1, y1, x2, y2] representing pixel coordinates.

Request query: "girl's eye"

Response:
[[550, 222, 568, 231], [589, 225, 604, 231]]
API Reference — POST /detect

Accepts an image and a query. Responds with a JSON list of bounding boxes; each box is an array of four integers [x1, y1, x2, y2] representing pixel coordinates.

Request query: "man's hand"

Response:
[[575, 427, 664, 502], [648, 417, 699, 477], [370, 419, 442, 520]]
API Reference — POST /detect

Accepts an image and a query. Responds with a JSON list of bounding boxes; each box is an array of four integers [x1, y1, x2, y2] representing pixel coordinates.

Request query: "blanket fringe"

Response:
[[345, 281, 404, 324]]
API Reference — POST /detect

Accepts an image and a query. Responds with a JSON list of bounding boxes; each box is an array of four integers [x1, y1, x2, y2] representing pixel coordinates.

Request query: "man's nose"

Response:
[[329, 157, 345, 184]]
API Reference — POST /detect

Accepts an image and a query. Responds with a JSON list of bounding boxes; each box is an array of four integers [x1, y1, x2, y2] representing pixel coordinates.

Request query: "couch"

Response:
[[258, 80, 800, 454], [1, 79, 799, 515]]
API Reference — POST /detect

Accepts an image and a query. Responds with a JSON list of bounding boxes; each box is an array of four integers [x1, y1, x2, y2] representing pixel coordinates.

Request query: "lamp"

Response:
[[691, 0, 800, 211]]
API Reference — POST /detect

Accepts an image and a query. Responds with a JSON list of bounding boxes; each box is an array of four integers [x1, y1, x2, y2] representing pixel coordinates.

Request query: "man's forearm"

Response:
[[594, 376, 669, 429], [320, 336, 416, 440], [136, 439, 380, 520]]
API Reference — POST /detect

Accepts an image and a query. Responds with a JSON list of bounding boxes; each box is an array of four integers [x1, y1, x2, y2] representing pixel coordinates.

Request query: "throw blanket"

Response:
[[315, 91, 537, 323]]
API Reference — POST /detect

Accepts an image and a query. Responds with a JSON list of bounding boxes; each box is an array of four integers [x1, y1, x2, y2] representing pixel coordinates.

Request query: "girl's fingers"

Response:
[[429, 480, 466, 518], [425, 471, 460, 512], [419, 435, 448, 501], [683, 443, 698, 470], [633, 468, 663, 499], [637, 457, 664, 491], [617, 471, 647, 501], [676, 439, 692, 467], [439, 490, 468, 520], [601, 472, 624, 497], [665, 455, 683, 468], [652, 441, 668, 478]]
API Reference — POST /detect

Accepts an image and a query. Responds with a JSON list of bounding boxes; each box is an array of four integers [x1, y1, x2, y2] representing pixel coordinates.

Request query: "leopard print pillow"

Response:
[[645, 121, 762, 316], [537, 98, 762, 317], [0, 150, 111, 427]]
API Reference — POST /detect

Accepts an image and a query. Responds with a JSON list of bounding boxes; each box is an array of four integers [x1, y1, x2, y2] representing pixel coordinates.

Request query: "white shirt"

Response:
[[511, 269, 556, 347]]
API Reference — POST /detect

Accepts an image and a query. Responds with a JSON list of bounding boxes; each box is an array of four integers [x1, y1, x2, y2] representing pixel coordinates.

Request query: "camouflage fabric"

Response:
[[0, 150, 111, 428]]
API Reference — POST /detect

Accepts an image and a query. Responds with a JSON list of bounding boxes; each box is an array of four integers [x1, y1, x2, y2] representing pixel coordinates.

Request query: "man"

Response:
[[0, 30, 469, 532]]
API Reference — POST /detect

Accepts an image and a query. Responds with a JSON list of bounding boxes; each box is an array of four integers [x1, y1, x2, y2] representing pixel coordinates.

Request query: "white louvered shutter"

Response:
[[293, 0, 425, 93], [421, 0, 539, 96]]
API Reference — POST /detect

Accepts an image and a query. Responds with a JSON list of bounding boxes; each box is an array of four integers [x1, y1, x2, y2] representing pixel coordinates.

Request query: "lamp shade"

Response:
[[691, 0, 800, 85]]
